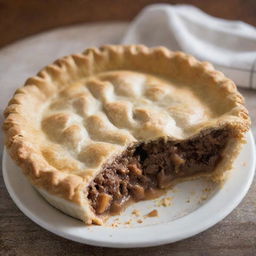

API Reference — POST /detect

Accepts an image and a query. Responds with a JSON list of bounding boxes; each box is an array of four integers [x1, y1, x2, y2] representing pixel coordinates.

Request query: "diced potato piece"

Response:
[[131, 185, 145, 200], [128, 164, 142, 175], [96, 193, 112, 214]]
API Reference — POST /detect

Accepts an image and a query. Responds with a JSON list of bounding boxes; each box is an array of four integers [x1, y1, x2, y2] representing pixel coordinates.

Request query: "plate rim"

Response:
[[2, 131, 256, 248]]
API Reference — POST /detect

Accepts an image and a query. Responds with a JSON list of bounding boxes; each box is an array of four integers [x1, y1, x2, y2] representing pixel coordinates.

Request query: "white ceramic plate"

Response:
[[2, 132, 255, 248]]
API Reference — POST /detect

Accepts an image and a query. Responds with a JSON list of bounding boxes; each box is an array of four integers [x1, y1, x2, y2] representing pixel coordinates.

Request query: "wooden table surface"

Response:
[[0, 88, 255, 255], [0, 1, 256, 254]]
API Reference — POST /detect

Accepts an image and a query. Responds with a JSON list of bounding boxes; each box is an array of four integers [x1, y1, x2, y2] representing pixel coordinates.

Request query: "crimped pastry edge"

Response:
[[2, 45, 251, 224]]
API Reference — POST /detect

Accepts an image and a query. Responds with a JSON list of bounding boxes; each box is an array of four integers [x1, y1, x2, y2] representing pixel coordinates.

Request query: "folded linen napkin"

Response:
[[122, 4, 256, 89]]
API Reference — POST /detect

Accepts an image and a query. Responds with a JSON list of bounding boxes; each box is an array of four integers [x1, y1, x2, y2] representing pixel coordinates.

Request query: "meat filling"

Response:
[[88, 129, 229, 215]]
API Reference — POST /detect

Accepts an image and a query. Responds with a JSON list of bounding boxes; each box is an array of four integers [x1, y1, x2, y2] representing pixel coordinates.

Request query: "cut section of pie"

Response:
[[3, 45, 250, 225]]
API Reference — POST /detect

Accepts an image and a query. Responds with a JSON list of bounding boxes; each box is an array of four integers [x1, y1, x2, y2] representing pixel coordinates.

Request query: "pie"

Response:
[[3, 45, 250, 225]]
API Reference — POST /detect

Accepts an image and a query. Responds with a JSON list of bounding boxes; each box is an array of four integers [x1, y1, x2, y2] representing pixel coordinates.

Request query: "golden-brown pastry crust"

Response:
[[3, 45, 250, 223]]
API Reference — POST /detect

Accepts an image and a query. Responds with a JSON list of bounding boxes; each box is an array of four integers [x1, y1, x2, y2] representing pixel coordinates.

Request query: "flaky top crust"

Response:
[[3, 45, 250, 206]]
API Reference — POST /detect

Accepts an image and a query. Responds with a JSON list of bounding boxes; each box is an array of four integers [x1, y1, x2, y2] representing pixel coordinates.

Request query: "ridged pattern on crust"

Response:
[[3, 45, 250, 223]]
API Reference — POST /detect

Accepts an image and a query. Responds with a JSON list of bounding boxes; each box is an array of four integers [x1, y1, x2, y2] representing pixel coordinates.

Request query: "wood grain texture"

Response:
[[0, 88, 256, 255], [0, 0, 255, 48]]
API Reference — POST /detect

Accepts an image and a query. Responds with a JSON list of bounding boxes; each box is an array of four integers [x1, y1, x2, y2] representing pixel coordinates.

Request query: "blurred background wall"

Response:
[[0, 0, 255, 48]]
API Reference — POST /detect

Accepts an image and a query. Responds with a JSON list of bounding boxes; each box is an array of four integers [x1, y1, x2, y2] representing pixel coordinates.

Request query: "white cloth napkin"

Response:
[[122, 4, 256, 89]]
